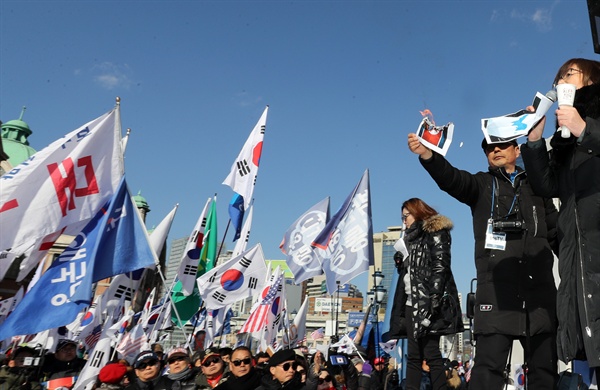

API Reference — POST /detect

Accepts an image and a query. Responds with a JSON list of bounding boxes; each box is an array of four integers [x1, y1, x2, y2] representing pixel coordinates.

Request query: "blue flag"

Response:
[[228, 193, 245, 241], [0, 176, 156, 340], [312, 170, 374, 294]]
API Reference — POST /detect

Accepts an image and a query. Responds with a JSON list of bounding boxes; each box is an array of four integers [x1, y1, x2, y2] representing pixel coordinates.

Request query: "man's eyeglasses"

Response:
[[202, 356, 222, 367], [136, 359, 159, 370], [232, 357, 252, 366], [318, 375, 332, 384], [279, 361, 299, 371], [167, 356, 188, 364]]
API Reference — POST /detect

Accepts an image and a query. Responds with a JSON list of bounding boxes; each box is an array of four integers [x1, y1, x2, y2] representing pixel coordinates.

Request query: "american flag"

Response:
[[239, 273, 283, 333], [310, 327, 324, 340], [84, 324, 102, 350], [465, 357, 473, 382]]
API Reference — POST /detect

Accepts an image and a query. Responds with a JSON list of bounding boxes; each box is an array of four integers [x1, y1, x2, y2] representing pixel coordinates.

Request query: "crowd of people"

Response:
[[0, 340, 471, 390]]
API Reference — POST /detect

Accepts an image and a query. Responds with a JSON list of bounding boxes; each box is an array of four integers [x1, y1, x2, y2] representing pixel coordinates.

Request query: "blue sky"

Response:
[[1, 0, 596, 299]]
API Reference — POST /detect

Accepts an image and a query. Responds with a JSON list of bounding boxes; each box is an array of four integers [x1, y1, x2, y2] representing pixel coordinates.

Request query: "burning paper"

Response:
[[481, 91, 555, 144], [416, 109, 454, 156]]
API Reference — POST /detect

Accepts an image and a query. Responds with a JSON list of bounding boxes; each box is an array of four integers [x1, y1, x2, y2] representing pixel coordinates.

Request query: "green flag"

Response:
[[171, 198, 218, 327]]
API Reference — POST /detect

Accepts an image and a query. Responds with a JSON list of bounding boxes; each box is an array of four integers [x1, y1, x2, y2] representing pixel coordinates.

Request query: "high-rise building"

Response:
[[369, 226, 402, 310]]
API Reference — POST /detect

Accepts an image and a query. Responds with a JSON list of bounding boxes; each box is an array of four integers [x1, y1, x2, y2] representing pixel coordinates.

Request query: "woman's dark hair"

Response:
[[402, 198, 438, 222], [553, 58, 600, 87]]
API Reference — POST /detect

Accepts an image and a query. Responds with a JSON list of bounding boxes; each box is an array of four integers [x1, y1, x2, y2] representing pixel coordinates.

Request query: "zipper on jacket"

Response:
[[532, 205, 538, 237], [575, 206, 593, 337]]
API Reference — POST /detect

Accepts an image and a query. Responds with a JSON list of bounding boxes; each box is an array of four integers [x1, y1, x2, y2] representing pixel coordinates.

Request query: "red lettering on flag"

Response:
[[0, 199, 19, 213], [48, 156, 99, 217]]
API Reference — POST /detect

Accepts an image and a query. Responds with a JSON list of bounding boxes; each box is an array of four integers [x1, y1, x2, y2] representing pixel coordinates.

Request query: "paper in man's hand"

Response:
[[416, 117, 454, 156], [481, 91, 555, 144]]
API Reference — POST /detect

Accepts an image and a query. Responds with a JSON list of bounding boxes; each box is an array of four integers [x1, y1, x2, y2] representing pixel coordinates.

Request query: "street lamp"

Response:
[[371, 270, 386, 359]]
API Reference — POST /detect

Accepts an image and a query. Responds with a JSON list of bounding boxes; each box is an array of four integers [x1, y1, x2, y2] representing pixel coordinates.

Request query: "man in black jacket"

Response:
[[408, 133, 559, 390], [214, 346, 261, 390]]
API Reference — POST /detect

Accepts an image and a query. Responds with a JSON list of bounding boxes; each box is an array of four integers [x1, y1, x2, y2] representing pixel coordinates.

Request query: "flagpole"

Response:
[[217, 219, 231, 261]]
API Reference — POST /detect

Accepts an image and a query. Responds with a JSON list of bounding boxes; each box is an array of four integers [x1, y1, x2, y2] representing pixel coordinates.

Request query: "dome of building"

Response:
[[1, 107, 36, 167], [133, 191, 151, 213]]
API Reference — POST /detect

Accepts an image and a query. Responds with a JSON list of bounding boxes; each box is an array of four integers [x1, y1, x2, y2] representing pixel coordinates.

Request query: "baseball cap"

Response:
[[199, 347, 220, 364], [56, 339, 77, 351], [133, 351, 159, 369], [167, 347, 189, 361]]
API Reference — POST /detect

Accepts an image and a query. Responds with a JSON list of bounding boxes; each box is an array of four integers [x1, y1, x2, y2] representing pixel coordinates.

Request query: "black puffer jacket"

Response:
[[521, 83, 600, 365], [419, 152, 558, 337], [388, 214, 463, 339]]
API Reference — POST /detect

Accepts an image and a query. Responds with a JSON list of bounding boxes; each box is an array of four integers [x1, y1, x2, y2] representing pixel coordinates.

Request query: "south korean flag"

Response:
[[197, 243, 267, 309]]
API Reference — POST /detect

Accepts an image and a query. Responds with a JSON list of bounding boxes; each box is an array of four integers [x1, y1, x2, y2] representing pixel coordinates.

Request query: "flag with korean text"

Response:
[[171, 197, 218, 326], [69, 176, 158, 302], [0, 177, 155, 340], [0, 107, 123, 279], [223, 106, 268, 215], [238, 267, 283, 334], [280, 197, 329, 284], [312, 170, 374, 293], [197, 243, 267, 309], [232, 201, 254, 257]]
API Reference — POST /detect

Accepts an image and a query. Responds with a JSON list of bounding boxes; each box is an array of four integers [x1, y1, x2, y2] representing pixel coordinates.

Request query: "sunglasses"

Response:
[[202, 356, 222, 367], [280, 361, 299, 371], [319, 375, 332, 384], [136, 359, 159, 370], [167, 356, 188, 364], [232, 357, 252, 366]]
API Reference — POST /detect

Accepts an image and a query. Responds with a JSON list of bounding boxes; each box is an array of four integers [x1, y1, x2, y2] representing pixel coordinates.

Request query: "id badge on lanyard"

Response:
[[484, 218, 506, 250]]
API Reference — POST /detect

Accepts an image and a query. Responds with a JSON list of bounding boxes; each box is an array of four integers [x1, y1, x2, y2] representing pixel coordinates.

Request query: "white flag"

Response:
[[176, 198, 211, 296], [0, 108, 123, 273], [280, 197, 329, 284], [148, 204, 178, 261], [312, 170, 373, 293], [222, 106, 268, 209], [197, 243, 267, 309], [282, 297, 308, 348]]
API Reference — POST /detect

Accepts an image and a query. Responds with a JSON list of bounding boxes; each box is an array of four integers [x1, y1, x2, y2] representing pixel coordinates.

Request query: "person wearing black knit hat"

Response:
[[256, 349, 322, 390], [124, 351, 173, 390]]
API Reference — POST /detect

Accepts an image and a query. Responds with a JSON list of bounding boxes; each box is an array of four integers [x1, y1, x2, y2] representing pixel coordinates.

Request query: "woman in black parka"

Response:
[[388, 198, 463, 390], [522, 58, 600, 375]]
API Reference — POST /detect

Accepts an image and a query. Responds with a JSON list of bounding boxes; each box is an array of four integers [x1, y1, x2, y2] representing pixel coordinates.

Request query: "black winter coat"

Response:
[[420, 152, 558, 336], [521, 83, 600, 365], [388, 215, 463, 339], [124, 375, 174, 390]]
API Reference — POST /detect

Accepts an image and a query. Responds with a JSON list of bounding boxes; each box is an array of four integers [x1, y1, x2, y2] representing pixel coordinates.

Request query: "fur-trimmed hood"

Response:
[[421, 214, 453, 233]]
